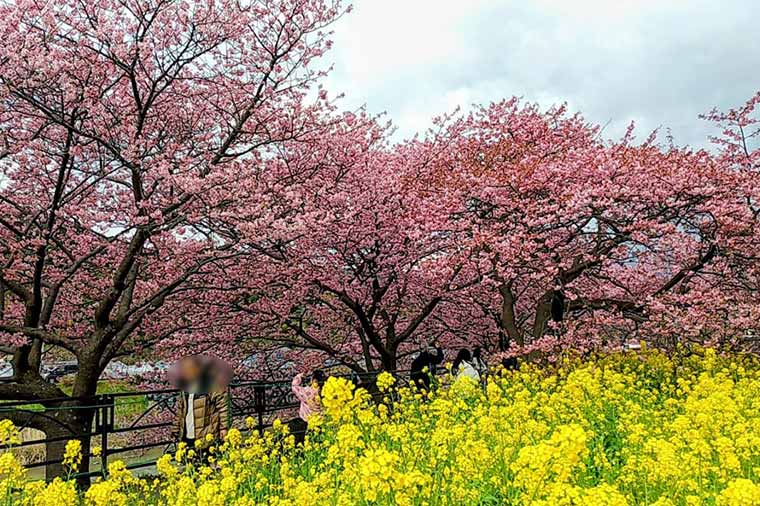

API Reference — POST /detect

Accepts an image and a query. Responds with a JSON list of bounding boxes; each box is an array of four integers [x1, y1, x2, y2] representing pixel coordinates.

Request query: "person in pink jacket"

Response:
[[290, 369, 326, 443]]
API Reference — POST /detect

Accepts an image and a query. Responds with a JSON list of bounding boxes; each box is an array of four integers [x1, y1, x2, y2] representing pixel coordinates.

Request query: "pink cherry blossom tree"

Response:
[[231, 125, 482, 373], [0, 0, 347, 480], [425, 99, 754, 356], [231, 96, 760, 373], [155, 110, 389, 375], [689, 91, 760, 349]]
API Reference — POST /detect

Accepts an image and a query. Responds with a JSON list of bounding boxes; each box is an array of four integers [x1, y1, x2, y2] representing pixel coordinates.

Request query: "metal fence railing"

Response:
[[0, 368, 428, 479]]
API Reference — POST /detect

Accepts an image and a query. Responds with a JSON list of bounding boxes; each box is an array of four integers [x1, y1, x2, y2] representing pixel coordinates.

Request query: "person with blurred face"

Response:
[[290, 369, 326, 443], [172, 356, 229, 450], [292, 369, 326, 421]]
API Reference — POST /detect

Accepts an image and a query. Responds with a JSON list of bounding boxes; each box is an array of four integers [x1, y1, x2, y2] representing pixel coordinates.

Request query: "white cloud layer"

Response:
[[323, 0, 760, 146]]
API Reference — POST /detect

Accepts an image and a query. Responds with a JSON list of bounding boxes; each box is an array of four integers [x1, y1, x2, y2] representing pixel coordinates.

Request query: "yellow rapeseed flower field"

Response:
[[2, 347, 760, 505]]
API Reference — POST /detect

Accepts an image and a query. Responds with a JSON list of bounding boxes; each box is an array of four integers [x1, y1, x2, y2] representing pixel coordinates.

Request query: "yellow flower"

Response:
[[0, 451, 25, 482], [717, 479, 760, 506], [29, 478, 77, 506], [156, 453, 176, 478], [175, 441, 187, 462], [62, 440, 82, 472], [376, 371, 396, 392], [85, 478, 127, 506], [321, 377, 358, 420], [0, 420, 21, 446], [225, 428, 243, 447]]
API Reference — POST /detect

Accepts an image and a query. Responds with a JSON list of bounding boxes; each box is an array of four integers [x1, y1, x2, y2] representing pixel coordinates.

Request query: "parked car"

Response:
[[102, 360, 170, 379], [0, 362, 13, 380], [41, 362, 78, 383]]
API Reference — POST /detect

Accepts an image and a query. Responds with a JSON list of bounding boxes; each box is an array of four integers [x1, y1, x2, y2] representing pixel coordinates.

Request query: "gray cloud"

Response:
[[323, 0, 760, 147]]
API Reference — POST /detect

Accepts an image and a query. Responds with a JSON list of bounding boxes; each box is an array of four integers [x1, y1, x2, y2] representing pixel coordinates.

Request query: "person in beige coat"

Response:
[[173, 389, 228, 446], [171, 356, 229, 449]]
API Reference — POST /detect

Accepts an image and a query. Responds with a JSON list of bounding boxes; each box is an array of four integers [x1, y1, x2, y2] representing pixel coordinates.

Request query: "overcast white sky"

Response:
[[323, 0, 760, 147]]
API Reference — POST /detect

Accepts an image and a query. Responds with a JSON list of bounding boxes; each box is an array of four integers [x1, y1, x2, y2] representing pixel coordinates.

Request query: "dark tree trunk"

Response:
[[532, 291, 554, 340], [551, 290, 565, 322], [498, 282, 523, 349], [44, 405, 94, 487], [381, 348, 397, 371], [33, 358, 102, 486]]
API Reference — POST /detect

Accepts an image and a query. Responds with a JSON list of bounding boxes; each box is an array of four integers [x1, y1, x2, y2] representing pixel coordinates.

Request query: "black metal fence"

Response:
[[0, 368, 422, 479]]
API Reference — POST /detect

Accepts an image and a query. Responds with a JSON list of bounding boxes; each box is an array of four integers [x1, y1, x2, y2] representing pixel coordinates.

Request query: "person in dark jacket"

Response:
[[501, 356, 519, 372], [410, 344, 444, 391]]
